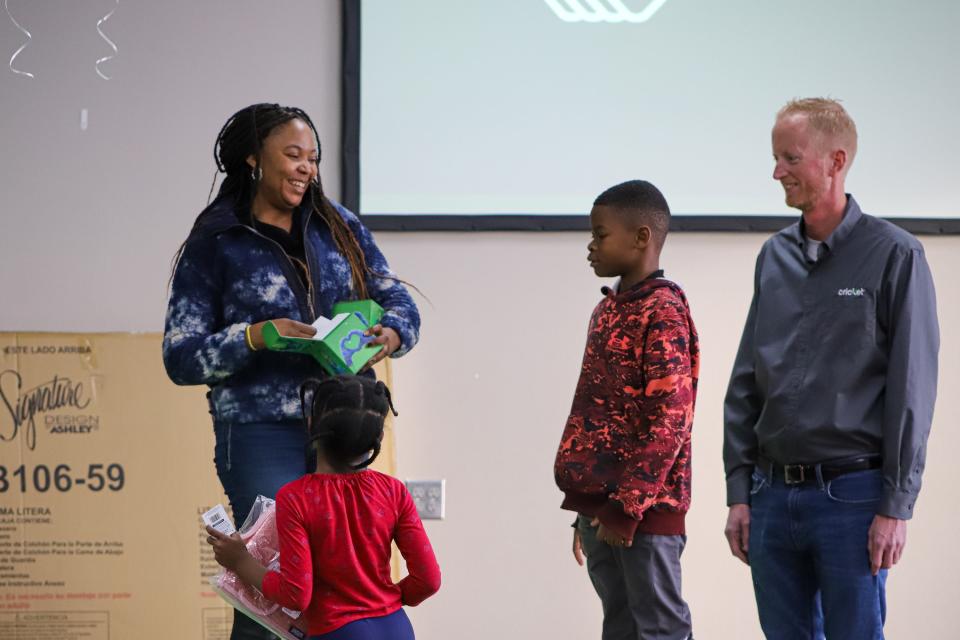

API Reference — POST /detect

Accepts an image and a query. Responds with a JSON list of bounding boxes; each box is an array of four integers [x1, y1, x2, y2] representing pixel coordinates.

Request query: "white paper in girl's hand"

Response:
[[202, 504, 236, 535]]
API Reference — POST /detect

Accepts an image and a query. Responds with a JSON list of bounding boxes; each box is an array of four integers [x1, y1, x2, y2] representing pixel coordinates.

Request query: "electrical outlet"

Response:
[[405, 479, 445, 520]]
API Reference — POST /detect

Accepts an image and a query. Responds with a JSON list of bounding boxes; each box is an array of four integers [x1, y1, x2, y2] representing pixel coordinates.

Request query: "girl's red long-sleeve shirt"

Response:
[[261, 470, 440, 636]]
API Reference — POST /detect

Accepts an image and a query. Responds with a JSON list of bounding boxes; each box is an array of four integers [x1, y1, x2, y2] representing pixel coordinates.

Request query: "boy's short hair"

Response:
[[594, 180, 671, 247]]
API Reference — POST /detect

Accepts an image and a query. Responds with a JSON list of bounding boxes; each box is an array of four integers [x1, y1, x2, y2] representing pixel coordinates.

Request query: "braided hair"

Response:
[[300, 376, 398, 472], [172, 103, 372, 296], [223, 103, 372, 296]]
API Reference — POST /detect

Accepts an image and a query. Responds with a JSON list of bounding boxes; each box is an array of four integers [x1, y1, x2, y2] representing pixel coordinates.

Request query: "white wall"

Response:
[[1, 3, 957, 639], [0, 0, 342, 331]]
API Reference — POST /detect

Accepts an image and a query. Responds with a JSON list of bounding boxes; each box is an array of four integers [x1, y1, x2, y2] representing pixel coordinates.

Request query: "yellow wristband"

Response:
[[245, 325, 258, 352]]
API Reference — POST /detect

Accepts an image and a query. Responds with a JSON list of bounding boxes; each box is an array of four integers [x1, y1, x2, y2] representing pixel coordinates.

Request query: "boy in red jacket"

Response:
[[555, 180, 699, 640]]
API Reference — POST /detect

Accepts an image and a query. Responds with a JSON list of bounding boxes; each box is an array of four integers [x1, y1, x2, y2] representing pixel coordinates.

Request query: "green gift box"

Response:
[[261, 300, 385, 375], [331, 299, 384, 328]]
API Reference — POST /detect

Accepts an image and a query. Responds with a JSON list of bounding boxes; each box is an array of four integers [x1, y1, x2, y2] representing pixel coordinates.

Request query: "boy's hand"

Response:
[[572, 527, 585, 566], [592, 517, 632, 548], [205, 525, 250, 571]]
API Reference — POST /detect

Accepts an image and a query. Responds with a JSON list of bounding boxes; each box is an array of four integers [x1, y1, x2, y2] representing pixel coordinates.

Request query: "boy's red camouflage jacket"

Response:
[[555, 276, 699, 539]]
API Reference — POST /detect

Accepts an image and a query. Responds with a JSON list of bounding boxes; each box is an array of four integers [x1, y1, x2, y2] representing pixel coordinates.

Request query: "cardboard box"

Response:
[[0, 332, 397, 640], [261, 300, 385, 375]]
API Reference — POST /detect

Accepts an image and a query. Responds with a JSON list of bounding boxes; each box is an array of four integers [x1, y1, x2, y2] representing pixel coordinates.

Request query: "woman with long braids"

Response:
[[163, 104, 420, 640]]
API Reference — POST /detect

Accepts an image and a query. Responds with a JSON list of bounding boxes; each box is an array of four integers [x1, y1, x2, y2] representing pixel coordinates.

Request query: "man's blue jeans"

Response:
[[214, 420, 313, 640], [748, 468, 887, 640]]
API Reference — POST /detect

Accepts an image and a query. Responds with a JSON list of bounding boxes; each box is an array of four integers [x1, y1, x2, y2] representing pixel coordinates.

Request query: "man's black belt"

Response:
[[757, 455, 881, 486]]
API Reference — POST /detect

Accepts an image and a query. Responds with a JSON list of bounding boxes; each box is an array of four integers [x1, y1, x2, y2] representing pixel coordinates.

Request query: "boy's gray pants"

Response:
[[577, 515, 693, 640]]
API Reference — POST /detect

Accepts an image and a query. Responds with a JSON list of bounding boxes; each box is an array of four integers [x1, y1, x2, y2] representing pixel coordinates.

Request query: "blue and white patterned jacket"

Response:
[[162, 194, 420, 425]]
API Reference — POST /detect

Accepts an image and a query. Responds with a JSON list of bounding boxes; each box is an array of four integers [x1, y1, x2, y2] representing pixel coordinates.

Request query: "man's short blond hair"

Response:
[[778, 97, 858, 166]]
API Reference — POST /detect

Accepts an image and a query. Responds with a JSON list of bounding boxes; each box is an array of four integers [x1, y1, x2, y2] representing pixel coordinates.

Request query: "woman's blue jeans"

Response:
[[748, 468, 887, 640], [214, 420, 313, 640]]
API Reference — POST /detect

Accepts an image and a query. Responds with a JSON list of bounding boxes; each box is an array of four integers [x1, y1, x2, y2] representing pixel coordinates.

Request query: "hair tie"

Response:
[[376, 381, 398, 416], [299, 380, 317, 432]]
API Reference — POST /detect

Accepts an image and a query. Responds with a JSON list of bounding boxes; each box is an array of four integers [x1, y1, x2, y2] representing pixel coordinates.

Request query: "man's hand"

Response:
[[868, 515, 907, 576], [724, 504, 751, 565], [592, 517, 632, 548], [572, 527, 585, 566]]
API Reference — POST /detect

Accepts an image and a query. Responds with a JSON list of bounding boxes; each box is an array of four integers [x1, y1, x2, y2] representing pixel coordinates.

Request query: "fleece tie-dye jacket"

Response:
[[163, 194, 419, 425], [555, 277, 699, 539]]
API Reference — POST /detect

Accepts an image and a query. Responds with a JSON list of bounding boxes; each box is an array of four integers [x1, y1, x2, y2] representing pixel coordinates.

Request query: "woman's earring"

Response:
[[251, 167, 262, 182]]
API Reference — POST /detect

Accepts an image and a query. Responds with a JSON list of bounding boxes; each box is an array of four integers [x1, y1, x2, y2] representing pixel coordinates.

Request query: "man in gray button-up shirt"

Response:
[[723, 98, 939, 638]]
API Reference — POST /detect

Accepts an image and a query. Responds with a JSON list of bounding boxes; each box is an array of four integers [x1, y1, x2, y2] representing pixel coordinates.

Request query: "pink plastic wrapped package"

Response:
[[210, 496, 309, 640]]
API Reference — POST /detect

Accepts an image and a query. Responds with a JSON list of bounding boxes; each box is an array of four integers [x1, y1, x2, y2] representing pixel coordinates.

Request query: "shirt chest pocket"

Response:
[[820, 288, 877, 351]]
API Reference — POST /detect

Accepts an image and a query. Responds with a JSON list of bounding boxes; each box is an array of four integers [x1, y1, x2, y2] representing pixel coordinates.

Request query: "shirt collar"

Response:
[[795, 194, 863, 254], [606, 269, 665, 295]]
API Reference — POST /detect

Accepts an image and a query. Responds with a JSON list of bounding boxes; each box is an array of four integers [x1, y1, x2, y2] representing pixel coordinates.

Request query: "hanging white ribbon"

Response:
[[4, 0, 34, 78], [95, 0, 120, 80]]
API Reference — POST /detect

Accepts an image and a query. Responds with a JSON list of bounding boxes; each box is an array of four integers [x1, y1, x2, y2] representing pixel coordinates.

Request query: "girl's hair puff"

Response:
[[299, 375, 397, 472]]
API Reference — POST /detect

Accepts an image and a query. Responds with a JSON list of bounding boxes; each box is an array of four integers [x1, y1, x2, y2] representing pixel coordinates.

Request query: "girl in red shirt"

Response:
[[207, 376, 441, 639]]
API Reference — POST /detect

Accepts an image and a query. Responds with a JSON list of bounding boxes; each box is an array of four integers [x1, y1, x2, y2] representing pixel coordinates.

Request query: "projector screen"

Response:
[[353, 0, 959, 230]]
